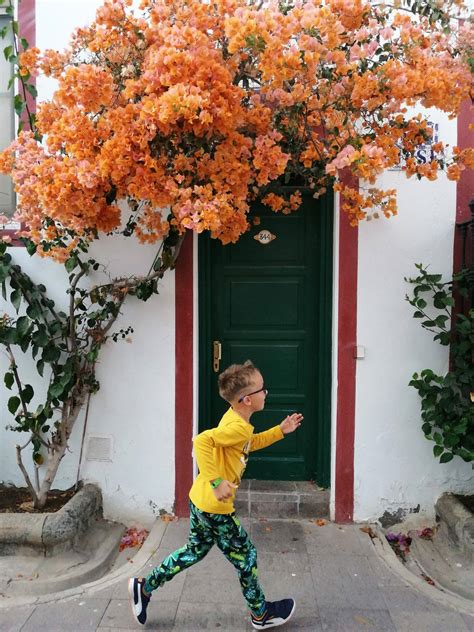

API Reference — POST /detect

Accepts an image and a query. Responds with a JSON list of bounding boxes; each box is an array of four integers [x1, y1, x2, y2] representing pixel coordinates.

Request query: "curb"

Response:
[[372, 525, 474, 617], [436, 493, 474, 559], [0, 517, 168, 608], [0, 484, 102, 555]]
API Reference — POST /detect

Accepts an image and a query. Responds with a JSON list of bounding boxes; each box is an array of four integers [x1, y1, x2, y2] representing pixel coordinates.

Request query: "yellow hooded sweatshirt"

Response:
[[189, 407, 284, 514]]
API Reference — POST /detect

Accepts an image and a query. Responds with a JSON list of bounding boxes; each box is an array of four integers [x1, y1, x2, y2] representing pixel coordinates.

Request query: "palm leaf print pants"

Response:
[[143, 501, 266, 616]]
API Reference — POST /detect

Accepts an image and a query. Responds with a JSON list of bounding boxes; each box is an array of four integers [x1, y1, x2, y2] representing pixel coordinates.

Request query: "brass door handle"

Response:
[[213, 340, 222, 373]]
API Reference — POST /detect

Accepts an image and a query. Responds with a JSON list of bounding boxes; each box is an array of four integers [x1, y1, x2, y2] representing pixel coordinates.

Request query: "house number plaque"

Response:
[[253, 229, 276, 245]]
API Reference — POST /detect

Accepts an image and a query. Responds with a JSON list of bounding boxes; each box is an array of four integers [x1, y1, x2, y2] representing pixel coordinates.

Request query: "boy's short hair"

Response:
[[218, 360, 259, 403]]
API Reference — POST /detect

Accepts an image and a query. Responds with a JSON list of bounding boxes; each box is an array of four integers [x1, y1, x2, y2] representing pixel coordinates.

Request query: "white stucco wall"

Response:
[[1, 0, 472, 526], [353, 112, 474, 523], [0, 0, 176, 526], [0, 242, 176, 527]]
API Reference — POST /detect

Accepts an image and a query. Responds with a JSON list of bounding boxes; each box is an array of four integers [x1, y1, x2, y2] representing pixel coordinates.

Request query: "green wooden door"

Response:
[[199, 192, 332, 486]]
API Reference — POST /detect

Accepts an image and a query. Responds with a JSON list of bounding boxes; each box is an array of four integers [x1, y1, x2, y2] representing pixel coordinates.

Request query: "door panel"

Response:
[[199, 192, 333, 484]]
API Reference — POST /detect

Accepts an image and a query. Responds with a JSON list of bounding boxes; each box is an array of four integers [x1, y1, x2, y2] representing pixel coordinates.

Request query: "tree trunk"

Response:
[[33, 399, 85, 509]]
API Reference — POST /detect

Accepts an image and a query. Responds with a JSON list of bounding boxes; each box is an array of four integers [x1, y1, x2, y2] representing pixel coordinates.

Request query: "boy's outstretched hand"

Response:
[[280, 413, 304, 435]]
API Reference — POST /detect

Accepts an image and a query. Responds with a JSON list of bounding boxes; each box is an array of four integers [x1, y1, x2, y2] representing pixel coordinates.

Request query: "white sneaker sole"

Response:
[[251, 599, 296, 629], [128, 577, 143, 624]]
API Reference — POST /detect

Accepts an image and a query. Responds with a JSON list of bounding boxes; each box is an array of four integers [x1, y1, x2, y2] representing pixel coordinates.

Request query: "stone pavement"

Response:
[[1, 516, 474, 631]]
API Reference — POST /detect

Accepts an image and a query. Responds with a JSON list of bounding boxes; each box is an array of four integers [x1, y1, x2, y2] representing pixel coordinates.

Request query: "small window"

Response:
[[0, 12, 15, 223]]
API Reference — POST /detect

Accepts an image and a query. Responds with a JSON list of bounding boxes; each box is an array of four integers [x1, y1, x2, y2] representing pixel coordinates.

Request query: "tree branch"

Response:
[[69, 268, 87, 354], [16, 443, 39, 500]]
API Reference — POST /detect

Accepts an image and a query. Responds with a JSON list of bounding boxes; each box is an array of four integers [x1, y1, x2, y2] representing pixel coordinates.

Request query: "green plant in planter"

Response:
[[0, 231, 183, 509], [406, 264, 473, 465]]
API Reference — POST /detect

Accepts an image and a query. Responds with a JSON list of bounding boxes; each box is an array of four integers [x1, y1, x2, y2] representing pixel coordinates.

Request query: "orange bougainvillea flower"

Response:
[[0, 0, 472, 257]]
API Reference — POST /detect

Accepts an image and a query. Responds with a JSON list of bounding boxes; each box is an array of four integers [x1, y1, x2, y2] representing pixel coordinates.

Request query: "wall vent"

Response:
[[86, 435, 113, 462]]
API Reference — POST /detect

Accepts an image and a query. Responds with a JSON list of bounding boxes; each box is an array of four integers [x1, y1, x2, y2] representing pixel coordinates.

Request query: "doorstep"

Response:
[[235, 479, 329, 519]]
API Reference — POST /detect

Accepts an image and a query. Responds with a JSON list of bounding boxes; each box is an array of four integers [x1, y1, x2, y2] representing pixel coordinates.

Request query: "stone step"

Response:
[[235, 479, 329, 519]]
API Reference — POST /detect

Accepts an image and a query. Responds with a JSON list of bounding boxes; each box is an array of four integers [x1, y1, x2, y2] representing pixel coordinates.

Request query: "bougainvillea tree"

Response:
[[2, 0, 474, 254], [0, 0, 472, 506]]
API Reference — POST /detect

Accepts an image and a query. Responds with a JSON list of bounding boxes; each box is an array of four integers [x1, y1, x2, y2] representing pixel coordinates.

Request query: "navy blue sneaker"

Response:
[[128, 577, 150, 625], [251, 599, 296, 629]]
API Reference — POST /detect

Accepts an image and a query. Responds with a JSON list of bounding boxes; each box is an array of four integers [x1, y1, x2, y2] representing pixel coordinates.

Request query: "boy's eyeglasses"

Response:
[[238, 386, 268, 403]]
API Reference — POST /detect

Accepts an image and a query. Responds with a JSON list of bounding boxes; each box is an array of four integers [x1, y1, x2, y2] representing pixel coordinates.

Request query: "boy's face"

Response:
[[242, 370, 267, 412]]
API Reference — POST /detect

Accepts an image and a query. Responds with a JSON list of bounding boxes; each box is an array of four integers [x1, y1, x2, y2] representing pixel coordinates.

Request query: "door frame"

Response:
[[198, 192, 334, 487]]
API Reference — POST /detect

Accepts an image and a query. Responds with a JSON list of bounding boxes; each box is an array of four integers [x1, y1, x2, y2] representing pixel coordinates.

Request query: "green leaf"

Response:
[[20, 335, 30, 353], [439, 452, 454, 464], [32, 326, 49, 347], [21, 384, 34, 404], [86, 347, 99, 363], [444, 433, 460, 448], [434, 315, 449, 328], [42, 343, 60, 363], [10, 288, 21, 312], [0, 326, 17, 344], [16, 315, 32, 338], [25, 82, 38, 98], [26, 303, 42, 320], [14, 94, 26, 116], [421, 422, 431, 436], [23, 239, 37, 256], [33, 452, 44, 465], [3, 44, 13, 61], [48, 382, 64, 399], [8, 396, 21, 415], [36, 359, 45, 377], [65, 256, 78, 273], [414, 283, 431, 296], [433, 445, 443, 457], [4, 372, 14, 390]]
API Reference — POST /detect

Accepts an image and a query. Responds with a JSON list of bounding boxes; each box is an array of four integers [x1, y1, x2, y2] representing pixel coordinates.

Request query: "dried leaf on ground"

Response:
[[160, 513, 177, 523], [417, 527, 436, 540], [360, 526, 377, 539], [353, 614, 372, 625], [119, 526, 149, 551], [421, 572, 435, 586], [385, 532, 412, 561]]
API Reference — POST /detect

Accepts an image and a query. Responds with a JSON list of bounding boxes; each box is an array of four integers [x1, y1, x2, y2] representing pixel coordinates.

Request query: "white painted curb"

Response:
[[0, 518, 167, 607], [372, 525, 474, 617]]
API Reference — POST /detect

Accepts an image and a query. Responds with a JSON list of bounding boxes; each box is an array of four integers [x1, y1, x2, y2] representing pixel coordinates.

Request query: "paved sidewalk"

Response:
[[1, 517, 474, 631]]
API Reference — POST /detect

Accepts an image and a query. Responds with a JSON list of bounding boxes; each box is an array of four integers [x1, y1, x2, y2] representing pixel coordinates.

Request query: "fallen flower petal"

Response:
[[119, 526, 149, 551]]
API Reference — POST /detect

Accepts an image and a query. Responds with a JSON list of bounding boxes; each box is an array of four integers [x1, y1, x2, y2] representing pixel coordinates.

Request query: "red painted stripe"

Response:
[[453, 100, 473, 271], [18, 0, 36, 124], [335, 178, 358, 523], [174, 231, 194, 517], [2, 0, 35, 245]]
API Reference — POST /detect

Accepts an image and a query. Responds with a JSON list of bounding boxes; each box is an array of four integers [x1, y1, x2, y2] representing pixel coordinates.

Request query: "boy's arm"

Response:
[[193, 423, 251, 481], [250, 413, 303, 452], [250, 425, 284, 452]]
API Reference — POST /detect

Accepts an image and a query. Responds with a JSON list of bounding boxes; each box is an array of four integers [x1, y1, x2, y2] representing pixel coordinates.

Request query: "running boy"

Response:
[[129, 360, 303, 629]]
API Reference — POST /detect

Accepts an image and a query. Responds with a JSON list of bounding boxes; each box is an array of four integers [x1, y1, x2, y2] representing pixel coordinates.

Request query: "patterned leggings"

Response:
[[143, 501, 266, 616]]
